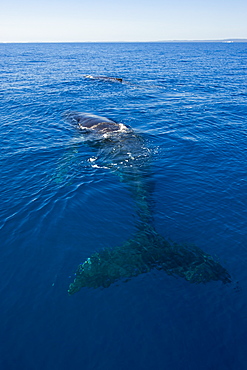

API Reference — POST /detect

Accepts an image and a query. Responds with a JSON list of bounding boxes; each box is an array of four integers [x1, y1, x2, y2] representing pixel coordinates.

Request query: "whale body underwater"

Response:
[[65, 112, 231, 295]]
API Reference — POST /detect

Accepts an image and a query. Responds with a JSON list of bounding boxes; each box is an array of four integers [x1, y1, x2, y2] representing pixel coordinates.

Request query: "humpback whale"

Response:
[[66, 112, 231, 294], [84, 75, 123, 83]]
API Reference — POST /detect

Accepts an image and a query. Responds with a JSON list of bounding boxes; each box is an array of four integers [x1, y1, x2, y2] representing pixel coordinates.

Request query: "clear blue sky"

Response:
[[1, 0, 247, 42]]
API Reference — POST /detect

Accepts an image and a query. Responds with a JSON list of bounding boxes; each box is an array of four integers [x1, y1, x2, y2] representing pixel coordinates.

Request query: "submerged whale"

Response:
[[65, 112, 231, 294]]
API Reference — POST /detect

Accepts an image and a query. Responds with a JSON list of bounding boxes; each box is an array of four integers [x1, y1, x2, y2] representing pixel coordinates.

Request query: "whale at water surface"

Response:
[[85, 75, 123, 83], [65, 111, 129, 134]]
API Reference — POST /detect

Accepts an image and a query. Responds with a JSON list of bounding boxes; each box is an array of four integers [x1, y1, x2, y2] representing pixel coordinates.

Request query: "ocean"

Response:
[[0, 42, 246, 370]]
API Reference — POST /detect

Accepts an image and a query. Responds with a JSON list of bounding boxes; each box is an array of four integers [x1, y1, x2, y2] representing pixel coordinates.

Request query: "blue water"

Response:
[[0, 42, 247, 370]]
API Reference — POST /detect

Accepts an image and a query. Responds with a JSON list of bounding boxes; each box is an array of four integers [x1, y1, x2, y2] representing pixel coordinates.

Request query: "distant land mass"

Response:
[[156, 39, 247, 43]]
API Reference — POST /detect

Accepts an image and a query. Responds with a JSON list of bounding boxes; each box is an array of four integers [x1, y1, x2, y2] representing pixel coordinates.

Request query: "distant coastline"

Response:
[[155, 39, 247, 43]]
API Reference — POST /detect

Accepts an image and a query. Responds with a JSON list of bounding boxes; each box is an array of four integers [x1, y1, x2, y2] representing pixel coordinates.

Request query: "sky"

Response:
[[1, 0, 247, 42]]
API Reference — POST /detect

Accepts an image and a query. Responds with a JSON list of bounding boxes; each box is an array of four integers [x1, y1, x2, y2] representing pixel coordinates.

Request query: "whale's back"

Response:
[[65, 112, 126, 133], [76, 112, 116, 128]]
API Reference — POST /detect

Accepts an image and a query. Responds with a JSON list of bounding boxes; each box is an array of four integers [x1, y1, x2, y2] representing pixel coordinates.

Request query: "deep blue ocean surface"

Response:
[[0, 42, 247, 370]]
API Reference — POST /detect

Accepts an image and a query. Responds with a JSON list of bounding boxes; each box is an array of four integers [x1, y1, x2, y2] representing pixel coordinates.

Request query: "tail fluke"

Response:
[[68, 229, 231, 294]]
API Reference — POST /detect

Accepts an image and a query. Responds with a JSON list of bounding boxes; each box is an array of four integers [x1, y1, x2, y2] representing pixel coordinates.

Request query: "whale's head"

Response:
[[64, 112, 130, 138]]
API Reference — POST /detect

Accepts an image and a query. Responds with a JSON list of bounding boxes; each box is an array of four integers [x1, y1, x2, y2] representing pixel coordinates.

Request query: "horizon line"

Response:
[[1, 38, 247, 44]]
